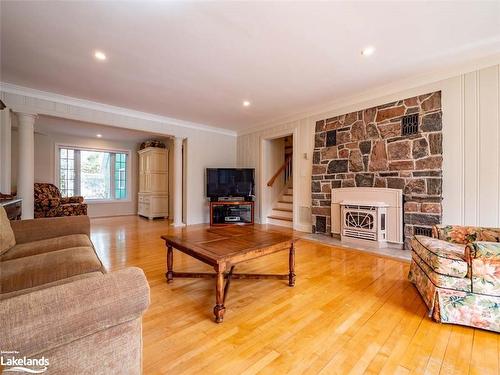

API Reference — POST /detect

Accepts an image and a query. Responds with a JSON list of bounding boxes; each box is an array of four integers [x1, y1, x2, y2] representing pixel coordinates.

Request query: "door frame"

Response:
[[259, 127, 298, 227]]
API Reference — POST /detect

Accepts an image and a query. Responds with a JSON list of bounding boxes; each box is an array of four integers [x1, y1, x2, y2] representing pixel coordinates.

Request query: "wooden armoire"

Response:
[[138, 147, 169, 219]]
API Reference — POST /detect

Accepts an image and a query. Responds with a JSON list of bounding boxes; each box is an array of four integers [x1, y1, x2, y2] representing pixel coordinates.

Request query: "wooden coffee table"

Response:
[[161, 225, 296, 323]]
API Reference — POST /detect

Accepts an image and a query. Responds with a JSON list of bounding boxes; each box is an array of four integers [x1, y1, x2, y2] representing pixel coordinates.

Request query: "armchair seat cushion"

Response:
[[0, 247, 105, 295], [412, 235, 468, 278], [1, 234, 93, 261]]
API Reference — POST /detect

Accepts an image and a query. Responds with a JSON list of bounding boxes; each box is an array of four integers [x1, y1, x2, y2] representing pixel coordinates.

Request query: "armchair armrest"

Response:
[[10, 215, 91, 244], [466, 241, 500, 261], [60, 196, 84, 204], [0, 267, 150, 357], [465, 242, 500, 295]]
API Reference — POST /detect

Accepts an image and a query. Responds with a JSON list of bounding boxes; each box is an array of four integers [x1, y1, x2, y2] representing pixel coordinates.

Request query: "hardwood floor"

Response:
[[91, 216, 499, 375]]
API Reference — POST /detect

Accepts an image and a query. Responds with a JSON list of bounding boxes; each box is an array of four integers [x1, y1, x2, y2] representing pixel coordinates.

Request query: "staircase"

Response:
[[267, 184, 293, 228]]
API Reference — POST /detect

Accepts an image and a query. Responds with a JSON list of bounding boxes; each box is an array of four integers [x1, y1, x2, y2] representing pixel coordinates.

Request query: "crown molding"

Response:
[[237, 53, 500, 136], [0, 82, 237, 137]]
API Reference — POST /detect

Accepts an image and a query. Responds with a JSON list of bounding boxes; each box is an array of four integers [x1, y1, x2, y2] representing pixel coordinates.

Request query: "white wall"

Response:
[[1, 88, 237, 224], [261, 137, 285, 219], [11, 129, 147, 218], [238, 63, 500, 231]]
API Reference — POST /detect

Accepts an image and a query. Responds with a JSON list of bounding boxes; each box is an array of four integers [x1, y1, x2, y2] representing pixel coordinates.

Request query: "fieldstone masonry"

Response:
[[311, 91, 443, 249]]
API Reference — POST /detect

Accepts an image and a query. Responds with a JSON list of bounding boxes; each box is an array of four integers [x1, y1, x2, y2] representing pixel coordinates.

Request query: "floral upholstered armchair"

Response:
[[34, 183, 87, 218], [409, 224, 500, 332]]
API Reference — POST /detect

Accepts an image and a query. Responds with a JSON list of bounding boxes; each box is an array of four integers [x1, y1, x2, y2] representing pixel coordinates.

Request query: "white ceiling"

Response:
[[34, 115, 167, 143], [2, 1, 500, 132]]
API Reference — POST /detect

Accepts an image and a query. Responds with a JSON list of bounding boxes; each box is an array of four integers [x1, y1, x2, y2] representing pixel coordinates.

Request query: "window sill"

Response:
[[85, 199, 132, 204]]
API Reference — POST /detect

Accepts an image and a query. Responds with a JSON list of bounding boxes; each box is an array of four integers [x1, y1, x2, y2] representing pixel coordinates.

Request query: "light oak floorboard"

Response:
[[90, 216, 499, 375]]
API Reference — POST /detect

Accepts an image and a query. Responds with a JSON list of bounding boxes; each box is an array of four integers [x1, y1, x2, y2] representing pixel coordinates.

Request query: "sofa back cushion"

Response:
[[0, 205, 16, 255]]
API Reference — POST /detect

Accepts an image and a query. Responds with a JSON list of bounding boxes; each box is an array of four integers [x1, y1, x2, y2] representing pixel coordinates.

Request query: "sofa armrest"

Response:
[[10, 215, 91, 244], [466, 242, 500, 295], [60, 196, 84, 204], [0, 267, 150, 357], [432, 224, 447, 240]]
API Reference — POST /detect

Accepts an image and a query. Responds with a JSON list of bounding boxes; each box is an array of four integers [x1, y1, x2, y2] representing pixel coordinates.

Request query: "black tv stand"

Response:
[[209, 201, 254, 226]]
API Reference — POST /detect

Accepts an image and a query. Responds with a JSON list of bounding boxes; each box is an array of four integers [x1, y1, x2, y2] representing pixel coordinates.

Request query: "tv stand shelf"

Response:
[[210, 201, 254, 226]]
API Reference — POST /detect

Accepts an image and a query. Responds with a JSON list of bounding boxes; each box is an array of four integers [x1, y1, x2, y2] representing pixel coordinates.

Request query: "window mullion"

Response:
[[110, 153, 116, 200], [74, 150, 81, 196]]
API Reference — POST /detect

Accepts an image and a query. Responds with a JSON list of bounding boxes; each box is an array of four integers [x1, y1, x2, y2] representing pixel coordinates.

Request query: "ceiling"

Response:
[[2, 2, 500, 132], [34, 115, 167, 143]]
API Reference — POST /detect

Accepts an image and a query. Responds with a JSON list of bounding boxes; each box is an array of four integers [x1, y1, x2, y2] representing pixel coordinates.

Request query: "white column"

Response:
[[172, 136, 185, 226], [0, 108, 12, 194], [16, 112, 36, 219]]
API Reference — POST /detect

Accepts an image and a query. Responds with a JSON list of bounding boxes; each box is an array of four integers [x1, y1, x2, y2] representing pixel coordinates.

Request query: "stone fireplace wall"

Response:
[[311, 91, 442, 249]]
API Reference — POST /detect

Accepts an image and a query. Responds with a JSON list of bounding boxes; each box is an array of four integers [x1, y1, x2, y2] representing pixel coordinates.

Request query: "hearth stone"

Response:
[[312, 181, 321, 192], [387, 177, 405, 189], [405, 213, 440, 226], [315, 132, 326, 148], [421, 112, 442, 132], [328, 159, 348, 174], [355, 173, 374, 187], [429, 133, 442, 155], [387, 140, 411, 160], [313, 151, 321, 164], [412, 138, 429, 159], [349, 150, 364, 172], [427, 178, 442, 195], [326, 130, 337, 147], [332, 180, 342, 188], [315, 120, 325, 132], [359, 140, 371, 155]]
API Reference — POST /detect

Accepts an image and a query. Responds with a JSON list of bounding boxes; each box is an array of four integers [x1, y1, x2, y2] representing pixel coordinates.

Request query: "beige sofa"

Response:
[[0, 214, 150, 374]]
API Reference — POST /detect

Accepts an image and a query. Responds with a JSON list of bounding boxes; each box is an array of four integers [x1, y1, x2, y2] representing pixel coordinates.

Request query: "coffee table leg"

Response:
[[288, 242, 296, 287], [166, 245, 174, 283], [213, 265, 226, 323]]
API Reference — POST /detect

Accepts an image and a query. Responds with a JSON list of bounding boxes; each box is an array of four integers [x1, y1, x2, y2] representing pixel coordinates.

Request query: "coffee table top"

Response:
[[161, 225, 295, 265]]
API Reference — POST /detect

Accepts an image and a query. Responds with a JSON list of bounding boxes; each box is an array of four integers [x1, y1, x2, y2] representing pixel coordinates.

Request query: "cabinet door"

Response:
[[149, 150, 168, 172]]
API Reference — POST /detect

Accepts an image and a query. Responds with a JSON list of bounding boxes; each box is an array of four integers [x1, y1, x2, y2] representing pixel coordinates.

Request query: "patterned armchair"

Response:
[[409, 225, 500, 332], [34, 183, 87, 218]]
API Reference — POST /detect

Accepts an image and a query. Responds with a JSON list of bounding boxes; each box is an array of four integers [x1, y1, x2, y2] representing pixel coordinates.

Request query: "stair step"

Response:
[[270, 209, 292, 219], [275, 201, 293, 210], [272, 207, 292, 212], [280, 195, 293, 203], [267, 215, 293, 222], [267, 216, 293, 228]]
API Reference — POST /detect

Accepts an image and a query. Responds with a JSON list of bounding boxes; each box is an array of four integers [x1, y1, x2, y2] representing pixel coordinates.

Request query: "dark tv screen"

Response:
[[206, 168, 255, 198]]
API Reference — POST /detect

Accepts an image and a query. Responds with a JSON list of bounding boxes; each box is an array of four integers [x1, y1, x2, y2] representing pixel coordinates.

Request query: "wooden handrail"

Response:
[[267, 154, 292, 187]]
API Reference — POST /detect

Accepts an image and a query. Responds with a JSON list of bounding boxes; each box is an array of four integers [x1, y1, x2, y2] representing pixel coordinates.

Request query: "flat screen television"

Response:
[[206, 168, 255, 199]]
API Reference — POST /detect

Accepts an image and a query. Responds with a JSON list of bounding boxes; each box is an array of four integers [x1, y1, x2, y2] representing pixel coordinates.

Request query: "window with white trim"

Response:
[[58, 147, 129, 201]]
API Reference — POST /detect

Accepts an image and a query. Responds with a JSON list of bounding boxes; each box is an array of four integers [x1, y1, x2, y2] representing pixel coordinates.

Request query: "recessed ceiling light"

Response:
[[96, 134, 102, 138], [94, 51, 107, 61], [243, 100, 251, 107], [361, 46, 375, 56]]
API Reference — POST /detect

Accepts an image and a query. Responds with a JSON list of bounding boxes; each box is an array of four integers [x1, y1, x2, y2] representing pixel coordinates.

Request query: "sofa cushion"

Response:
[[411, 251, 471, 292], [0, 272, 103, 300], [1, 234, 93, 261], [0, 247, 105, 294], [412, 235, 468, 278], [0, 206, 15, 255]]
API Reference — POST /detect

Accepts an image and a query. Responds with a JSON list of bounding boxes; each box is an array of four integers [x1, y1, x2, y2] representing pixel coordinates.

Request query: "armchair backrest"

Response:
[[34, 183, 62, 212], [433, 225, 500, 244], [34, 183, 61, 200]]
